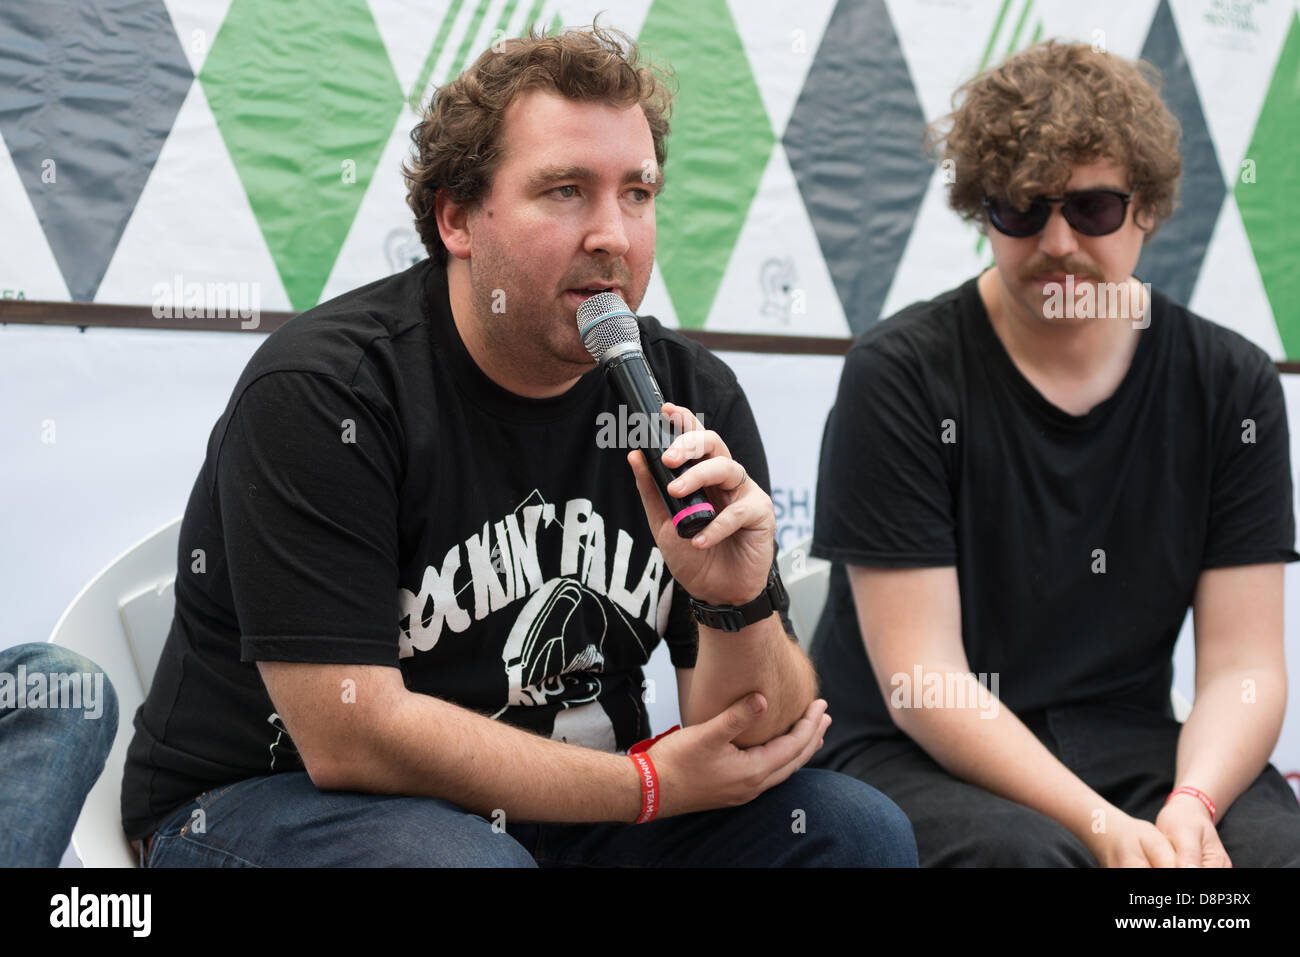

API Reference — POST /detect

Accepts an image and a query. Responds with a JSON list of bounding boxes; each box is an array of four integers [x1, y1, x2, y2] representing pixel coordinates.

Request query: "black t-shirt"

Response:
[[810, 276, 1299, 768], [121, 258, 778, 840]]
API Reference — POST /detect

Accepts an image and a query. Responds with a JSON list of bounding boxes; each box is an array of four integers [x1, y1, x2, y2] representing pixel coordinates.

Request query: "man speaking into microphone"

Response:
[[120, 22, 915, 867]]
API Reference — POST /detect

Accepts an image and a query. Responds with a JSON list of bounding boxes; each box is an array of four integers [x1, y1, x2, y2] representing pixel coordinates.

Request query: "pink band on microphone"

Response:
[[671, 503, 714, 527]]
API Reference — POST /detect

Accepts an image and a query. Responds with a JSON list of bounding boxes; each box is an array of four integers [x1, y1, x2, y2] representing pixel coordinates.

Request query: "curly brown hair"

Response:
[[926, 40, 1182, 239], [403, 23, 674, 264]]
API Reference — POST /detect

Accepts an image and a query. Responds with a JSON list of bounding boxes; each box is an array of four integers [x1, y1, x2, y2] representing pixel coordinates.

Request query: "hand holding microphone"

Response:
[[578, 292, 716, 538], [577, 293, 775, 608]]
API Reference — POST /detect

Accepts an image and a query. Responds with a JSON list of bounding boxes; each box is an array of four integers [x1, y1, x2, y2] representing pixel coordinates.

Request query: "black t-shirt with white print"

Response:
[[121, 258, 779, 841], [810, 276, 1299, 769]]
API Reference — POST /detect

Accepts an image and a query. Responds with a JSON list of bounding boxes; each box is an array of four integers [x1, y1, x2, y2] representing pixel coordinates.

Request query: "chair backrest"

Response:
[[777, 535, 831, 651], [46, 517, 182, 868]]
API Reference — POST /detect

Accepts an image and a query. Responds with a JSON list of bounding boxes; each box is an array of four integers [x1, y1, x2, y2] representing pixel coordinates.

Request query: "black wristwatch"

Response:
[[688, 564, 787, 633]]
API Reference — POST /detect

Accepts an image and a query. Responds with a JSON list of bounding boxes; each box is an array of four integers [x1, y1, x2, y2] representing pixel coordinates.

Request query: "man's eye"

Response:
[[551, 185, 578, 198], [628, 188, 652, 203]]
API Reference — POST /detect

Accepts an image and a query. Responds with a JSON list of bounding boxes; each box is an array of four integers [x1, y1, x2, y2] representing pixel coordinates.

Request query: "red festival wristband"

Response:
[[629, 752, 660, 823], [629, 725, 679, 754], [1166, 785, 1217, 823], [628, 725, 679, 824]]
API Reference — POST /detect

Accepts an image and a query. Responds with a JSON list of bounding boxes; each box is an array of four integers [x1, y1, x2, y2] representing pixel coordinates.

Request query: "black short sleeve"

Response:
[[215, 370, 404, 664], [1203, 355, 1299, 568], [812, 342, 957, 567]]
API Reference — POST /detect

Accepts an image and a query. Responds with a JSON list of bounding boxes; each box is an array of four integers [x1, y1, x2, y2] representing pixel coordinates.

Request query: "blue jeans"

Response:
[[0, 642, 119, 866], [145, 768, 916, 867]]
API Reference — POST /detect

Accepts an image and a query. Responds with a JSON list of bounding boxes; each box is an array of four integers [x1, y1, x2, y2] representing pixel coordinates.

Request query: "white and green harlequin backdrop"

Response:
[[2, 0, 1297, 348], [2, 0, 1300, 810]]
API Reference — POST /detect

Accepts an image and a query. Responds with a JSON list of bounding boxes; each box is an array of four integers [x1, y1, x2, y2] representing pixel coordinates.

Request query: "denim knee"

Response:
[[779, 769, 919, 867], [1, 643, 119, 728]]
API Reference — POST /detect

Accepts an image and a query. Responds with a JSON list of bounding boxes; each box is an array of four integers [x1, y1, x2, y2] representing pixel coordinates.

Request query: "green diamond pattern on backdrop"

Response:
[[1, 0, 1297, 355], [973, 0, 1044, 262], [1237, 9, 1300, 356], [408, 1, 565, 113], [200, 0, 403, 311], [638, 0, 775, 328]]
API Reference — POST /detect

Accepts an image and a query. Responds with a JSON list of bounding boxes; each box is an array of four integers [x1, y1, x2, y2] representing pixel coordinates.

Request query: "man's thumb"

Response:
[[708, 693, 766, 743]]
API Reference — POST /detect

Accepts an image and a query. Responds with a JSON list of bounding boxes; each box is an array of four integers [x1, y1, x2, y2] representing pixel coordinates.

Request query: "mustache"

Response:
[[1019, 259, 1102, 283], [560, 265, 632, 291]]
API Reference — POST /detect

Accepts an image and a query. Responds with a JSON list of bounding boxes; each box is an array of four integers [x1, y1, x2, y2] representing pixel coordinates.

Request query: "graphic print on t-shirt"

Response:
[[494, 575, 640, 710], [397, 489, 671, 749]]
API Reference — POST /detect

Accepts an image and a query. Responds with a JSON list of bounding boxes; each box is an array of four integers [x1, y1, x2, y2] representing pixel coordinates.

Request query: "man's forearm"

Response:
[[685, 612, 817, 746], [893, 672, 1114, 851], [317, 689, 642, 824], [1172, 667, 1286, 815]]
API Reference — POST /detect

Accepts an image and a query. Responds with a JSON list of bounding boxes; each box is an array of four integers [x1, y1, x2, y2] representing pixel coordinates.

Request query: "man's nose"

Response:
[[584, 194, 630, 258], [1037, 205, 1079, 259]]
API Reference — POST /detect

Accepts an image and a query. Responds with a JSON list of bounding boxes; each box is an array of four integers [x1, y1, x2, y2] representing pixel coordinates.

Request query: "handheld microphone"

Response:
[[577, 292, 717, 539]]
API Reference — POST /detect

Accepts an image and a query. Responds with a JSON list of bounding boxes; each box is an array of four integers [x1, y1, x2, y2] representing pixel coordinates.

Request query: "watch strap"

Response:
[[688, 565, 787, 633]]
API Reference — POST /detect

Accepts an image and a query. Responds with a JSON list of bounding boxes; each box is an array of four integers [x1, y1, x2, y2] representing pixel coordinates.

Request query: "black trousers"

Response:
[[834, 703, 1300, 867]]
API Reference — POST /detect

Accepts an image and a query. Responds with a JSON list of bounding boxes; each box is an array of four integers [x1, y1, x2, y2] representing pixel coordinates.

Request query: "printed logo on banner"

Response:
[[384, 228, 426, 273], [774, 486, 814, 551], [759, 257, 798, 324], [1202, 0, 1266, 37]]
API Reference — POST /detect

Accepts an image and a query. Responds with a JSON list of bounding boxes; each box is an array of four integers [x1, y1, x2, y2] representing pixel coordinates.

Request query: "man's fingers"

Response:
[[1205, 834, 1232, 868], [744, 699, 827, 771], [702, 692, 767, 745], [759, 713, 831, 792], [659, 402, 731, 469], [661, 402, 705, 435], [685, 499, 756, 550], [662, 429, 724, 470], [667, 456, 746, 500], [1174, 835, 1202, 868], [1144, 830, 1178, 868]]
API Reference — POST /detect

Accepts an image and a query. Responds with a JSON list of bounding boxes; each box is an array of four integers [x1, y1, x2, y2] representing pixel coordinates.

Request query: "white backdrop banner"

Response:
[[3, 323, 1298, 795]]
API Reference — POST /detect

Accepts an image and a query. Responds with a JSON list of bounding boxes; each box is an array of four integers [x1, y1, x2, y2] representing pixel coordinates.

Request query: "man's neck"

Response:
[[977, 268, 1144, 416], [447, 260, 585, 400]]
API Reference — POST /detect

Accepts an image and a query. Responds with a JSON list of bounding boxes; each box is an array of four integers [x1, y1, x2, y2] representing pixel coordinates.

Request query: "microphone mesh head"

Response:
[[576, 292, 641, 362]]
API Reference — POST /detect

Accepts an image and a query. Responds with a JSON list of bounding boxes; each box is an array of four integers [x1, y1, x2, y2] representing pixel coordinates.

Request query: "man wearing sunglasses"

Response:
[[811, 40, 1300, 866]]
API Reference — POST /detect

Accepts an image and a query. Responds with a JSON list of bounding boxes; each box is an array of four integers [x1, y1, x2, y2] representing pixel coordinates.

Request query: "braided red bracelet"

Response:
[[1166, 785, 1217, 823]]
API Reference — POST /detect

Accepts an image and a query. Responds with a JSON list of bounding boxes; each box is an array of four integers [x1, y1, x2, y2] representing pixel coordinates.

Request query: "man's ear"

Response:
[[435, 190, 473, 261]]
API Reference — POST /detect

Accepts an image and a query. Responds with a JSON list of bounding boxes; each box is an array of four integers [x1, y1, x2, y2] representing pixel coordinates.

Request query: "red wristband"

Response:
[[628, 725, 679, 823], [629, 724, 680, 754], [629, 752, 660, 823], [1166, 785, 1216, 823]]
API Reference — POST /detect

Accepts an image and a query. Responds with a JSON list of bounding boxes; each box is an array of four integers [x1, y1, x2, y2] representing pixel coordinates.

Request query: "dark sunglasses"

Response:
[[982, 188, 1135, 238]]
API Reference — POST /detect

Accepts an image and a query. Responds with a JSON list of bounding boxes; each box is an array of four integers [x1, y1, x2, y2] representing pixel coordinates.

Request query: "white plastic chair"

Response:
[[46, 517, 182, 868], [774, 534, 1194, 719]]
